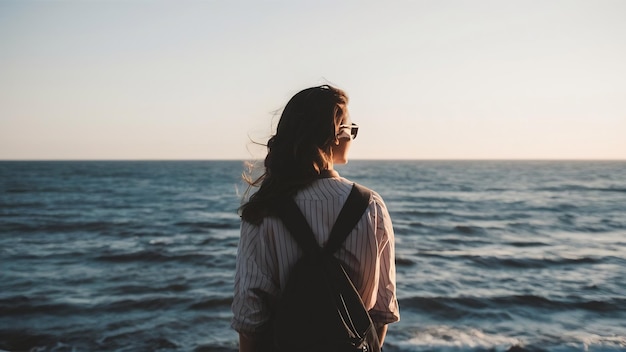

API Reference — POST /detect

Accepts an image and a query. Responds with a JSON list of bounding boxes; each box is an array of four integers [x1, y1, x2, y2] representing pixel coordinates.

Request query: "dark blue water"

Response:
[[1, 160, 625, 352]]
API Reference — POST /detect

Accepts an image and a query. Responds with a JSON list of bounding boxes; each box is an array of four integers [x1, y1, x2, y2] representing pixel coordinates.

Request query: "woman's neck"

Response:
[[319, 169, 339, 178]]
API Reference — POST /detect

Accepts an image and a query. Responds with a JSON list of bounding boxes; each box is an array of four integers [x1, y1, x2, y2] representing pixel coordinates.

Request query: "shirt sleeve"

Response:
[[231, 219, 280, 333], [368, 193, 401, 325]]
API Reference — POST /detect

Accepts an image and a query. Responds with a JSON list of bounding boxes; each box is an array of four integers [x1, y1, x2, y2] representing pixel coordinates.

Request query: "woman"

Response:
[[231, 85, 399, 351]]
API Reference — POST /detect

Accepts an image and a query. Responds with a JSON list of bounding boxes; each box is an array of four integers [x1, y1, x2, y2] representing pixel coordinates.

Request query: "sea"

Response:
[[1, 160, 625, 352]]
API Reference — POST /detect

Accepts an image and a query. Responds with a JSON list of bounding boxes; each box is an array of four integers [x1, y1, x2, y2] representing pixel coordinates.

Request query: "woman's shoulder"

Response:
[[333, 178, 387, 208], [352, 182, 389, 213]]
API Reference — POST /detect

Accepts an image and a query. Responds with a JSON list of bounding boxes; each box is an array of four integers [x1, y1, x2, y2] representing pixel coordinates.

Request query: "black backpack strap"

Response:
[[324, 183, 371, 254], [274, 196, 322, 257], [275, 183, 372, 256]]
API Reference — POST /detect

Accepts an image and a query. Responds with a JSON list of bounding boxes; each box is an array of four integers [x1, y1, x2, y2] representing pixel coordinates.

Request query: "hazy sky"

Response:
[[1, 0, 625, 160]]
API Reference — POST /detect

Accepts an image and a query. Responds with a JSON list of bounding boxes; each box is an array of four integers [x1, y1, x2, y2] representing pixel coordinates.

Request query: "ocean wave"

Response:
[[0, 296, 80, 316], [94, 250, 209, 264], [412, 252, 601, 269], [453, 225, 487, 235], [399, 296, 488, 319], [0, 201, 46, 209], [393, 325, 523, 352], [437, 237, 495, 246], [187, 296, 233, 310], [0, 294, 201, 317], [400, 295, 626, 315], [536, 185, 626, 193], [1, 220, 121, 234], [463, 255, 601, 269], [3, 187, 32, 193], [95, 296, 192, 312], [392, 325, 626, 352], [396, 195, 464, 204], [107, 283, 191, 295], [394, 210, 453, 218], [506, 241, 550, 247], [175, 220, 239, 230], [97, 331, 179, 351]]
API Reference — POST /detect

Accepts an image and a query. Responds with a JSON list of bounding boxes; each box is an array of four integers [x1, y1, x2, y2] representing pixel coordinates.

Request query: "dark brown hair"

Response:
[[240, 85, 349, 224]]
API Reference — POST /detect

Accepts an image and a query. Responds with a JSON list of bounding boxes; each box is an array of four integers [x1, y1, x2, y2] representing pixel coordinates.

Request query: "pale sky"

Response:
[[1, 0, 625, 160]]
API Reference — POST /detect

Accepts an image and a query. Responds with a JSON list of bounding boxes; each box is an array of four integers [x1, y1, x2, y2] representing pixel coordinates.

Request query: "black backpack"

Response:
[[270, 183, 381, 352]]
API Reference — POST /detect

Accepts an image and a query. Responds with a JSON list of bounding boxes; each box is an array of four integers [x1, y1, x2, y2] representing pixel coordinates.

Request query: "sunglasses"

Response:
[[338, 123, 359, 140]]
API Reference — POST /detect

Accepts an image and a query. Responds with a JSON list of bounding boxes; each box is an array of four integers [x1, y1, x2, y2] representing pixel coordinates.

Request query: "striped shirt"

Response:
[[231, 175, 400, 333]]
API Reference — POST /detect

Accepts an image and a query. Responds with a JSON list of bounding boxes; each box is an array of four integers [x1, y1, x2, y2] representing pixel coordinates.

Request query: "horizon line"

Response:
[[1, 158, 625, 162]]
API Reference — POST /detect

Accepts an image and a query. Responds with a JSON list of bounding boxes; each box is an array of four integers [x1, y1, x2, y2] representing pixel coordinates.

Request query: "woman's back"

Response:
[[232, 175, 399, 333]]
